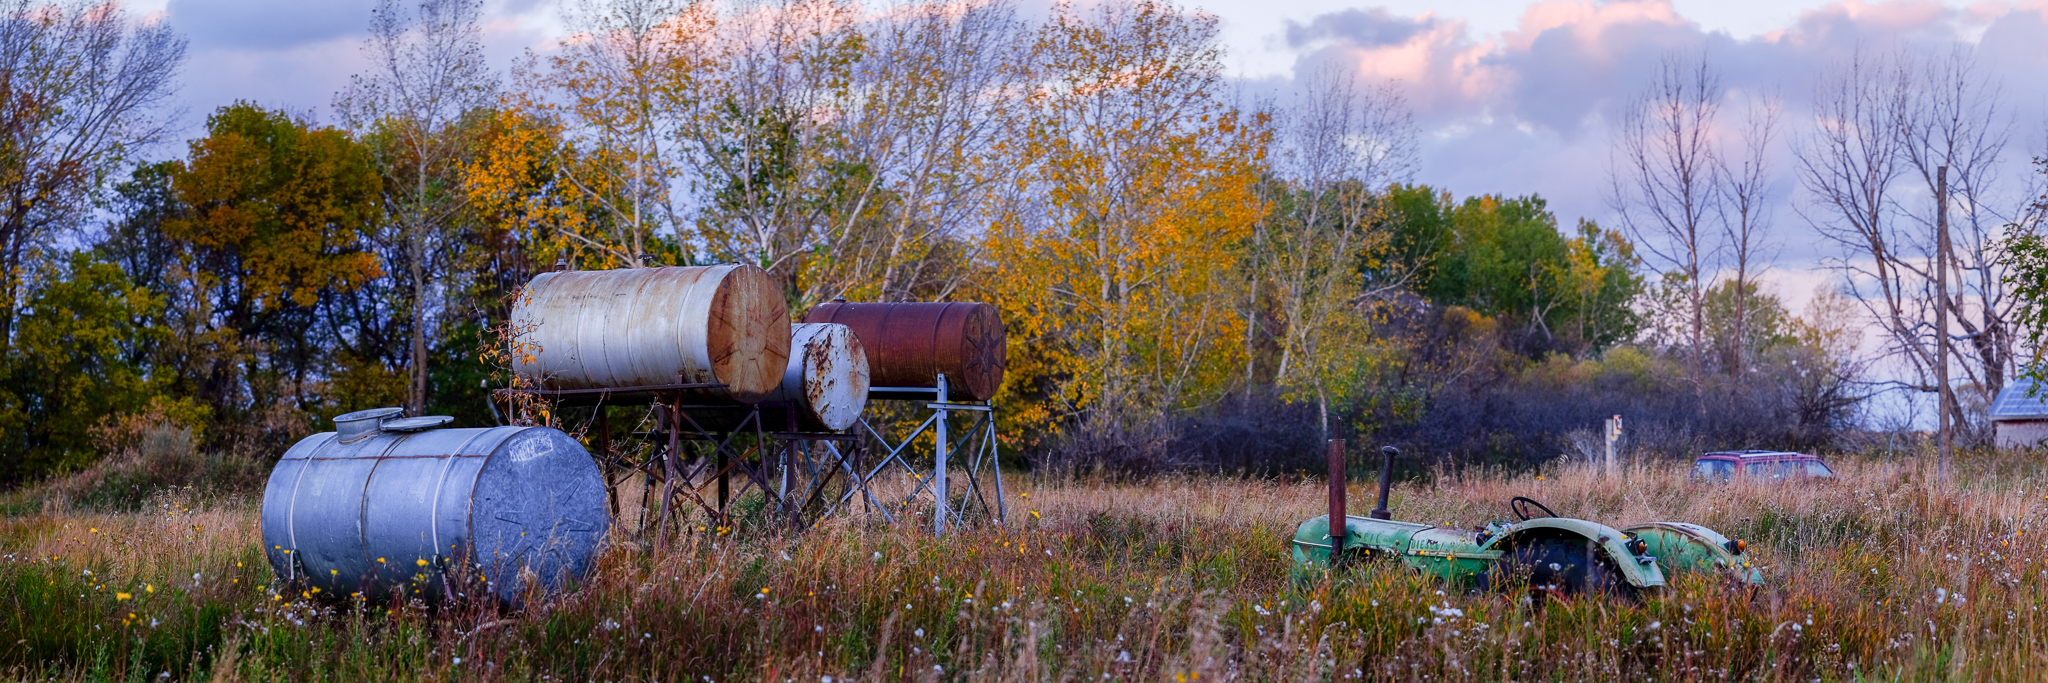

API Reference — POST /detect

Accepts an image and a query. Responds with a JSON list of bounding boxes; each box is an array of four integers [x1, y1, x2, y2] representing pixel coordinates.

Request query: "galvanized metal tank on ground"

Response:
[[694, 322, 871, 433], [260, 409, 609, 605], [802, 301, 1005, 401], [512, 265, 791, 403]]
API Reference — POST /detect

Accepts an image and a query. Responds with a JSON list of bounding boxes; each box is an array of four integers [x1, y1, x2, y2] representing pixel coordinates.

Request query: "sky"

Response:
[[135, 0, 2048, 287], [132, 0, 2048, 422]]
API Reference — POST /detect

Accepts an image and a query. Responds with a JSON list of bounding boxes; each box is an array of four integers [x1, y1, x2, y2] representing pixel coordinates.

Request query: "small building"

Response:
[[1991, 379, 2048, 448]]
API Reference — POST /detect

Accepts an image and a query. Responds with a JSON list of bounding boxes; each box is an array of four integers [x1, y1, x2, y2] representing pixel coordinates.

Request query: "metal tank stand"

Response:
[[658, 400, 786, 531], [494, 382, 787, 540], [851, 374, 1006, 535]]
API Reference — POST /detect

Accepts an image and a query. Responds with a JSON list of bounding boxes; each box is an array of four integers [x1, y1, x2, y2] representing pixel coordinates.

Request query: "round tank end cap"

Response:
[[382, 416, 455, 432]]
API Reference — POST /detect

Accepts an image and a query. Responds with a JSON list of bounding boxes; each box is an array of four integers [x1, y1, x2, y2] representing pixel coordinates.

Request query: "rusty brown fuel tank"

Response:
[[512, 265, 790, 403], [802, 301, 1005, 401]]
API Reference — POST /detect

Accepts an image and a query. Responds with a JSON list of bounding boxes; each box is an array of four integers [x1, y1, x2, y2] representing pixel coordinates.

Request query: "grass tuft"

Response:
[[4, 448, 2048, 679]]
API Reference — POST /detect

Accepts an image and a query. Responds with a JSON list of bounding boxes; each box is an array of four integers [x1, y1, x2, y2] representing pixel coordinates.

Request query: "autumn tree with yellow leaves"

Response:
[[982, 0, 1266, 457]]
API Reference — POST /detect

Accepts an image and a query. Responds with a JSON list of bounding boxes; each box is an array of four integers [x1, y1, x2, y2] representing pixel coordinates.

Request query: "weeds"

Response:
[[4, 448, 2048, 679]]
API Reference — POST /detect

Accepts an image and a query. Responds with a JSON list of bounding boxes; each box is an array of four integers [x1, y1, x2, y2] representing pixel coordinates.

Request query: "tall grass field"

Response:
[[3, 449, 2046, 681]]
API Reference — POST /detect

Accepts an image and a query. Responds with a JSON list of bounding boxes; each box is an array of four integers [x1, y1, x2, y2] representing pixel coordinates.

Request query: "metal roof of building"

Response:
[[1990, 379, 2048, 420]]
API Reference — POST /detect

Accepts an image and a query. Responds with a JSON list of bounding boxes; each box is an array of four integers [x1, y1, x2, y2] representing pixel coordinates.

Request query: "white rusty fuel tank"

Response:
[[693, 322, 870, 433], [259, 408, 609, 605], [511, 265, 791, 403]]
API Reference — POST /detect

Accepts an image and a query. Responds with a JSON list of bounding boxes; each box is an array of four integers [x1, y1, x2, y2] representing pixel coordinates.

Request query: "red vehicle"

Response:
[[1691, 450, 1836, 481]]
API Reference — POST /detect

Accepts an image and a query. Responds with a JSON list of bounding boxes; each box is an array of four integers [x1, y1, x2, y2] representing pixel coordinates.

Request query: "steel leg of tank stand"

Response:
[[598, 410, 618, 518], [659, 395, 682, 543], [963, 412, 997, 523], [716, 448, 729, 515], [779, 406, 793, 518], [989, 414, 1007, 524], [934, 374, 950, 536]]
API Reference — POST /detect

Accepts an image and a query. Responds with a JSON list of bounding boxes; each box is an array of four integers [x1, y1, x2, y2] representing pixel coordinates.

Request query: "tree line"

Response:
[[0, 0, 2039, 486]]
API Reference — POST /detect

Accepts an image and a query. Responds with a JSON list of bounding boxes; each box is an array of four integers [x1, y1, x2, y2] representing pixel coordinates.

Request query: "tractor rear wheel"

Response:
[[1486, 535, 1638, 604]]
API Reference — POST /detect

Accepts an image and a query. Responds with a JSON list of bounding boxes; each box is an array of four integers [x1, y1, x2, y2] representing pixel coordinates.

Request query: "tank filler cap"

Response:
[[382, 416, 455, 432], [334, 407, 404, 443]]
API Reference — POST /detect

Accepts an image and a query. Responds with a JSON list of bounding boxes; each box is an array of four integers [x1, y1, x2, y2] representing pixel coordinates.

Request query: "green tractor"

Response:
[[1292, 445, 1760, 599]]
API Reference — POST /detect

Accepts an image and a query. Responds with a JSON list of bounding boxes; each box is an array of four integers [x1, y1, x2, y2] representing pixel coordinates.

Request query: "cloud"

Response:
[[1285, 7, 1441, 49], [165, 0, 378, 50], [161, 0, 562, 130], [1279, 0, 2048, 256]]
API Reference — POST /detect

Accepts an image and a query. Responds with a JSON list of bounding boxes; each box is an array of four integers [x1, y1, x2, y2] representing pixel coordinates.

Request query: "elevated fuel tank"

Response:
[[259, 409, 609, 605], [802, 301, 1005, 401], [511, 265, 791, 403]]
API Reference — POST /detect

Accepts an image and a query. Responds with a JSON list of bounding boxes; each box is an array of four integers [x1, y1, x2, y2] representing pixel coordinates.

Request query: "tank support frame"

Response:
[[852, 373, 1007, 535], [495, 375, 1007, 538], [497, 382, 884, 538]]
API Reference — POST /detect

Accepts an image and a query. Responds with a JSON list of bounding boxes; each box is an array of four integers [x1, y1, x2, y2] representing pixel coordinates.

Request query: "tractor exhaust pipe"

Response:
[[1371, 446, 1398, 520], [1327, 439, 1346, 558]]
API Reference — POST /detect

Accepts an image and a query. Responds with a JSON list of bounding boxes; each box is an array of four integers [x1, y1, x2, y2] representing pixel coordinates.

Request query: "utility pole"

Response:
[[1937, 166, 1953, 483], [1605, 415, 1622, 477]]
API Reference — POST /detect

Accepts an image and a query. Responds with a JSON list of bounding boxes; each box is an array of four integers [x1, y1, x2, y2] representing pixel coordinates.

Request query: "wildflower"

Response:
[[116, 592, 132, 601]]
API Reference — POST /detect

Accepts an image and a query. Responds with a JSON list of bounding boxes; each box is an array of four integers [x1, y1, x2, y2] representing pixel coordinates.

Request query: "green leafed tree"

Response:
[[1377, 185, 1642, 356], [0, 253, 200, 480]]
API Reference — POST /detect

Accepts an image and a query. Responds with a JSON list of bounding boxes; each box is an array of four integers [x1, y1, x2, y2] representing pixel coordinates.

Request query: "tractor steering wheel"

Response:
[[1510, 496, 1557, 521]]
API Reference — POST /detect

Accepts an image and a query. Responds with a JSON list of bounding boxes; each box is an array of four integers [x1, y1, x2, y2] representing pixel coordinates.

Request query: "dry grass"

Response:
[[5, 449, 2048, 680]]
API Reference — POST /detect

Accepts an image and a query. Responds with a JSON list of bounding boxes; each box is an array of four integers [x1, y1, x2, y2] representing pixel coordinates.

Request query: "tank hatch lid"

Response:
[[334, 407, 404, 442], [382, 416, 454, 432]]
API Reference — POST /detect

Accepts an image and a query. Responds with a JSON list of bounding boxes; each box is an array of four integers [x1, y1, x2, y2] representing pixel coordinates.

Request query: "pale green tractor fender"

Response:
[[1483, 518, 1667, 593], [1622, 522, 1762, 587]]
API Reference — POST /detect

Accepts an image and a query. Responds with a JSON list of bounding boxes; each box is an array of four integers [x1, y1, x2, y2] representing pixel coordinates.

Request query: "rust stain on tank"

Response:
[[805, 336, 834, 407]]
